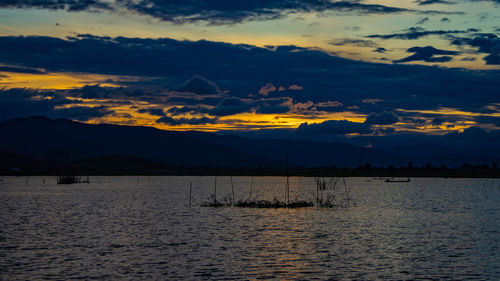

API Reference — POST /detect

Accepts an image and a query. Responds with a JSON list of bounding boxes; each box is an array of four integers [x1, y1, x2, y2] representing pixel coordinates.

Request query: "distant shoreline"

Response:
[[2, 166, 499, 178]]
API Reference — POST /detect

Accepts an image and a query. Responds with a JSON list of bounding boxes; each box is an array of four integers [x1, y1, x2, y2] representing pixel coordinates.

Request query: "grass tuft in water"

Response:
[[56, 175, 90, 184]]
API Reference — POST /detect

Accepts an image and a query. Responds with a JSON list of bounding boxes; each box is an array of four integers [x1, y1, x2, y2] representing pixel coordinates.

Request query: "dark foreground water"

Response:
[[1, 176, 499, 280]]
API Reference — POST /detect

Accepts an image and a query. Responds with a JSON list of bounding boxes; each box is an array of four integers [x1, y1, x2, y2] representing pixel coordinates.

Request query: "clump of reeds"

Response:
[[201, 199, 225, 207], [202, 176, 354, 209], [314, 177, 353, 208], [56, 175, 81, 184], [235, 197, 314, 208]]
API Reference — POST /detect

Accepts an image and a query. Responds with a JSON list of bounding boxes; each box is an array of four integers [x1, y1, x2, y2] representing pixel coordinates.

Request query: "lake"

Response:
[[1, 176, 499, 280]]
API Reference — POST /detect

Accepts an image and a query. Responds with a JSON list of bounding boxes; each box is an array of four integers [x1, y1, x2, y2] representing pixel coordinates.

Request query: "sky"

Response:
[[0, 0, 499, 149]]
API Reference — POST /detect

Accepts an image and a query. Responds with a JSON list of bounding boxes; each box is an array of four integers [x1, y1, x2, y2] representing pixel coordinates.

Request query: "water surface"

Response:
[[1, 176, 499, 280]]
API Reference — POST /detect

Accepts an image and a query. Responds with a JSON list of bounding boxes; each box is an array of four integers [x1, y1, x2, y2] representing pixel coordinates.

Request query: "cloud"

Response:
[[373, 47, 387, 53], [476, 116, 500, 127], [166, 96, 300, 116], [288, 84, 303, 90], [0, 0, 111, 12], [297, 120, 372, 135], [316, 101, 343, 108], [137, 108, 165, 116], [460, 57, 476, 61], [362, 98, 383, 104], [328, 38, 377, 47], [445, 126, 500, 141], [416, 17, 429, 24], [0, 0, 458, 25], [367, 27, 476, 40], [0, 65, 45, 74], [53, 105, 115, 121], [364, 111, 400, 125], [258, 82, 277, 96], [210, 97, 294, 116], [255, 97, 293, 114], [175, 75, 222, 95], [394, 46, 459, 63], [450, 33, 500, 65], [416, 0, 455, 5], [209, 97, 257, 116], [0, 34, 499, 119], [0, 88, 75, 121], [484, 54, 500, 64], [156, 116, 218, 125], [432, 118, 446, 125]]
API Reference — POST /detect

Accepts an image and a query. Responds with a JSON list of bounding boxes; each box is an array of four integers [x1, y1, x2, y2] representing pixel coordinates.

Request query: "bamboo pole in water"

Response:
[[214, 176, 217, 206], [286, 176, 290, 205], [316, 178, 319, 207], [248, 176, 254, 201], [285, 156, 290, 206], [189, 182, 192, 207], [343, 177, 350, 207], [230, 176, 235, 207]]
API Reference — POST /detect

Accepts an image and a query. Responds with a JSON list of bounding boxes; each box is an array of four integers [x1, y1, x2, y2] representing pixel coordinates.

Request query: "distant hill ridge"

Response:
[[0, 116, 387, 169], [0, 116, 497, 172]]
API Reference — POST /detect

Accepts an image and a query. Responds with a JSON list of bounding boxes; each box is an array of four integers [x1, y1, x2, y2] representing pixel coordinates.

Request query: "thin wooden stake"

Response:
[[214, 176, 217, 206], [189, 182, 192, 207], [230, 176, 235, 207], [343, 177, 350, 207], [248, 176, 254, 201], [286, 175, 290, 205]]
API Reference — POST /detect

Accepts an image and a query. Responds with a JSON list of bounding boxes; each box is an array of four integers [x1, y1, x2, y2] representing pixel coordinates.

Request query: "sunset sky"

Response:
[[0, 0, 499, 142]]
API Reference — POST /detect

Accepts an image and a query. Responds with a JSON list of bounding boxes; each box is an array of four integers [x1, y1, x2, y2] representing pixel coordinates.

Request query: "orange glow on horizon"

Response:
[[0, 71, 133, 89]]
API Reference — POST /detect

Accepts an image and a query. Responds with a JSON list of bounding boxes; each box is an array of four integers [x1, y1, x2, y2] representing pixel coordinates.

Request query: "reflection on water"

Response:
[[0, 176, 499, 280]]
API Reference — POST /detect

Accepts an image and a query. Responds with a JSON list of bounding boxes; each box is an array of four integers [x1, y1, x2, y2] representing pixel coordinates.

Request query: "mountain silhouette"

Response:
[[0, 116, 390, 170]]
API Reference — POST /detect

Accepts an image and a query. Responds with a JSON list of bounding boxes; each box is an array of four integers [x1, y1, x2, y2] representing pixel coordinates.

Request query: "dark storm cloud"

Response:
[[1, 0, 462, 25], [0, 88, 74, 121], [432, 118, 446, 125], [137, 108, 165, 116], [156, 116, 218, 125], [53, 105, 115, 121], [255, 97, 293, 114], [450, 33, 500, 64], [484, 54, 500, 64], [174, 75, 223, 95], [209, 97, 257, 116], [364, 111, 400, 125], [445, 126, 500, 141], [476, 116, 500, 127], [0, 34, 499, 118], [394, 46, 459, 63], [167, 97, 294, 116], [70, 84, 117, 99], [367, 27, 477, 40], [0, 65, 45, 74], [297, 120, 372, 135]]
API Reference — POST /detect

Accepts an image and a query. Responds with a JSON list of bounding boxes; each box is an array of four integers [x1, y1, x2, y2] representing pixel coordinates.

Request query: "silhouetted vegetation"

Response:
[[1, 153, 499, 178], [314, 177, 354, 208], [235, 198, 314, 208], [56, 175, 81, 184], [201, 176, 354, 208]]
